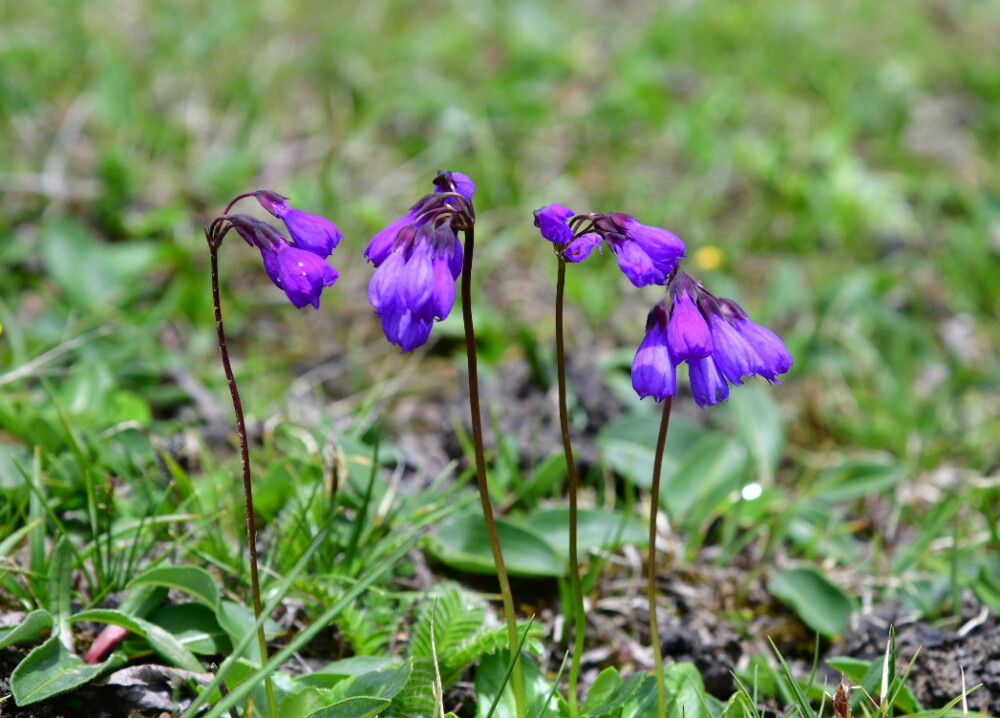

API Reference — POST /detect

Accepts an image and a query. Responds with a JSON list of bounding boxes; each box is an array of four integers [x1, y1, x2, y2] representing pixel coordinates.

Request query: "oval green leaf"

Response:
[[767, 567, 854, 637], [130, 565, 220, 608], [11, 634, 125, 705], [428, 512, 565, 577], [306, 696, 391, 718]]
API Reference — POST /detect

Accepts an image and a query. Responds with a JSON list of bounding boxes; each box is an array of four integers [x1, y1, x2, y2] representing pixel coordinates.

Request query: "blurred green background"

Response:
[[2, 0, 999, 639]]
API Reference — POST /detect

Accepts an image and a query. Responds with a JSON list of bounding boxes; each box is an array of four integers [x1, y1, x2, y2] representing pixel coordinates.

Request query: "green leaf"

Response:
[[825, 656, 869, 682], [305, 696, 392, 718], [475, 652, 566, 718], [72, 609, 202, 671], [48, 536, 73, 618], [813, 461, 905, 502], [215, 599, 281, 663], [329, 661, 411, 701], [428, 511, 565, 577], [663, 435, 746, 529], [297, 656, 397, 688], [583, 666, 644, 716], [280, 687, 339, 718], [622, 675, 658, 718], [130, 565, 220, 608], [0, 609, 52, 648], [146, 603, 230, 655], [39, 219, 159, 312], [11, 633, 125, 705], [664, 662, 712, 718], [767, 567, 854, 637], [729, 384, 785, 482], [597, 414, 702, 490], [528, 508, 647, 559], [768, 639, 818, 718]]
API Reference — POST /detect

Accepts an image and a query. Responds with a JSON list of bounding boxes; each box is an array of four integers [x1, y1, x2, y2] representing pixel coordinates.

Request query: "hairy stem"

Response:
[[648, 397, 673, 718], [555, 260, 586, 715], [209, 241, 277, 717], [460, 226, 525, 718]]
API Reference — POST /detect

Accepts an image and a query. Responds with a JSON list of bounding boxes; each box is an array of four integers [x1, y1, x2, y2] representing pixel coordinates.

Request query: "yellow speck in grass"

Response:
[[694, 246, 723, 270]]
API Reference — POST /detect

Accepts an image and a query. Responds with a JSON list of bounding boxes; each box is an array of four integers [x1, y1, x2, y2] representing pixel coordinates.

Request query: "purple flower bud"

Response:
[[533, 204, 576, 244], [255, 191, 342, 258], [631, 304, 677, 401], [229, 214, 285, 251], [562, 232, 603, 262], [434, 171, 476, 201], [259, 240, 338, 309]]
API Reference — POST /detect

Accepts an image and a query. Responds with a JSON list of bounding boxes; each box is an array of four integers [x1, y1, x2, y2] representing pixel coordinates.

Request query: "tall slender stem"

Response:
[[554, 260, 586, 715], [648, 397, 673, 718], [209, 241, 278, 717], [459, 226, 525, 718]]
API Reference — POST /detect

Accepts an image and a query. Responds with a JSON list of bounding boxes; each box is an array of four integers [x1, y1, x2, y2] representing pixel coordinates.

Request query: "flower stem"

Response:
[[648, 397, 673, 718], [459, 226, 525, 718], [208, 239, 278, 717], [555, 260, 586, 715]]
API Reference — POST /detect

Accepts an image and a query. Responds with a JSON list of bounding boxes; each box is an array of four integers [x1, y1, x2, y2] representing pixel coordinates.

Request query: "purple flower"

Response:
[[666, 287, 712, 363], [631, 303, 676, 401], [563, 232, 603, 262], [688, 356, 730, 407], [533, 204, 576, 244], [259, 240, 338, 309], [630, 271, 792, 407], [255, 191, 342, 258], [597, 213, 685, 287], [366, 171, 474, 351], [533, 206, 686, 283], [732, 318, 794, 382], [227, 213, 338, 309]]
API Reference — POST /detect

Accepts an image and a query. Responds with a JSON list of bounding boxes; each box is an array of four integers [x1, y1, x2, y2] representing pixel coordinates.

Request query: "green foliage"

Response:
[[767, 567, 855, 638]]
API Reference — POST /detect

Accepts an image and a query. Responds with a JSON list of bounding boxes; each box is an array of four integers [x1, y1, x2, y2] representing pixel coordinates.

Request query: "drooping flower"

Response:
[[631, 271, 793, 407], [254, 191, 343, 258], [533, 206, 685, 285], [365, 171, 474, 351], [594, 213, 686, 287], [259, 241, 338, 309], [228, 214, 338, 309], [631, 302, 676, 401], [665, 276, 712, 363]]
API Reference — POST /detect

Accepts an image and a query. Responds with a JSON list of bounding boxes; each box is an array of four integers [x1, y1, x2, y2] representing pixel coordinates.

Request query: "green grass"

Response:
[[2, 0, 999, 715]]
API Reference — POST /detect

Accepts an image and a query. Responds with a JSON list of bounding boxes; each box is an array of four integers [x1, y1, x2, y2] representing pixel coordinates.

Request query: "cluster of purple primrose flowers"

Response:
[[632, 272, 793, 406], [534, 204, 686, 286], [222, 192, 341, 309], [364, 171, 475, 351]]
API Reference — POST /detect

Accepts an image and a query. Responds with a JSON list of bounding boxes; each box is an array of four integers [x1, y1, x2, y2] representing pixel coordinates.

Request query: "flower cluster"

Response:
[[533, 204, 686, 286], [221, 192, 341, 309], [364, 171, 475, 351], [631, 272, 793, 406]]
